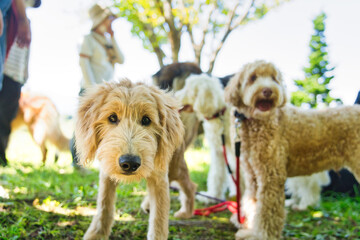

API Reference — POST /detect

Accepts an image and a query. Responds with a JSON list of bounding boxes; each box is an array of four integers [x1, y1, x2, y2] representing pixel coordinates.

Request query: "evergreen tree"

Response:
[[291, 12, 342, 108]]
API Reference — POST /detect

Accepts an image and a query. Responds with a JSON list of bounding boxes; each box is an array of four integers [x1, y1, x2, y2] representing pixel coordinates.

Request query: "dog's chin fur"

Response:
[[243, 77, 285, 119]]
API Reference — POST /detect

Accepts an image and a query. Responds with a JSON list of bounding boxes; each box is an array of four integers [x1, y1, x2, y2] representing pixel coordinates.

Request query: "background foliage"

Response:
[[291, 12, 342, 108], [113, 0, 289, 72]]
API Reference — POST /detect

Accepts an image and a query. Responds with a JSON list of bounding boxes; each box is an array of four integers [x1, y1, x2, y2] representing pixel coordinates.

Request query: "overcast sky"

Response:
[[24, 0, 360, 115]]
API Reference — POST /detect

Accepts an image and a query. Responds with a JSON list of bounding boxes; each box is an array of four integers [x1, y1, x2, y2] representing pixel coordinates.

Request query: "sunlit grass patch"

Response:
[[1, 130, 360, 239]]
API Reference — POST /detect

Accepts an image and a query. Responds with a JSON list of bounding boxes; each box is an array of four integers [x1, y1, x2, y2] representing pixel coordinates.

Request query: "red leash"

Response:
[[194, 201, 238, 216], [194, 134, 245, 224], [235, 141, 243, 224]]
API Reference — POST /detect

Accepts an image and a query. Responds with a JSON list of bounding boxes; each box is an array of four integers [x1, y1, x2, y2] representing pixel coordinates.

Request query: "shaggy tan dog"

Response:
[[11, 92, 69, 164], [225, 60, 360, 240], [75, 80, 196, 240]]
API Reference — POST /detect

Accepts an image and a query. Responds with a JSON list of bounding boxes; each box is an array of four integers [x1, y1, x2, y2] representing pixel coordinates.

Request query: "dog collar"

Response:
[[205, 107, 227, 121], [234, 110, 247, 122], [179, 104, 194, 113]]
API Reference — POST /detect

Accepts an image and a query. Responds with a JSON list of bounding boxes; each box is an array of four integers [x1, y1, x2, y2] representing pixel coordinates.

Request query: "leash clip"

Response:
[[234, 110, 246, 142]]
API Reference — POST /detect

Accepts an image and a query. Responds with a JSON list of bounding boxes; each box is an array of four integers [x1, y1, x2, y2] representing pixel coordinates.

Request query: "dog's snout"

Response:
[[119, 154, 141, 173], [262, 88, 273, 98]]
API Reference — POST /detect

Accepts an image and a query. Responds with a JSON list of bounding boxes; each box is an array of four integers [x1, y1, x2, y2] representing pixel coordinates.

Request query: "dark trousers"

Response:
[[355, 91, 360, 105], [0, 75, 22, 166]]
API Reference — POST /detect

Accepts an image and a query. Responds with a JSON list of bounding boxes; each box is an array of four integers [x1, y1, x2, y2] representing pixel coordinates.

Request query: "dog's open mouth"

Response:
[[255, 99, 274, 112]]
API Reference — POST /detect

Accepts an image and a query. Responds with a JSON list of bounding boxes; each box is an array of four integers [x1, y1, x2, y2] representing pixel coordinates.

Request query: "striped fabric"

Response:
[[4, 41, 30, 84]]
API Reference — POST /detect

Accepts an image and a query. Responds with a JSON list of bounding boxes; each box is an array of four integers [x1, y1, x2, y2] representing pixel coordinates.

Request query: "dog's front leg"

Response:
[[146, 172, 170, 240], [84, 171, 118, 240], [236, 157, 286, 240]]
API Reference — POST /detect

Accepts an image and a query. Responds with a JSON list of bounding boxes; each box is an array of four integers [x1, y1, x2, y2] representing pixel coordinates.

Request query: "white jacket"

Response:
[[79, 31, 124, 88]]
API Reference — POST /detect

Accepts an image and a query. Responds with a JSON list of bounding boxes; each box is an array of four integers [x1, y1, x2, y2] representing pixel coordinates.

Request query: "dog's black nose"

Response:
[[119, 154, 141, 173], [262, 88, 273, 98]]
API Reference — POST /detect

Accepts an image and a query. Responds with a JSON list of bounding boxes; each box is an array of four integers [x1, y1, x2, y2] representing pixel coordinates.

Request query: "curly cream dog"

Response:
[[225, 60, 360, 240], [75, 80, 196, 240], [175, 74, 242, 203]]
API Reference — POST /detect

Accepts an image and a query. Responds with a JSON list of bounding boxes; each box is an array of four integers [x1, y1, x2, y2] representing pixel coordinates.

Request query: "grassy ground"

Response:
[[0, 126, 359, 239]]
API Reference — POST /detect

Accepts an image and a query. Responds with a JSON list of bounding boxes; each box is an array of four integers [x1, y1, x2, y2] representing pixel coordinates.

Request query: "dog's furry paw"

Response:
[[285, 199, 295, 208], [84, 230, 108, 240], [230, 213, 244, 229], [174, 210, 193, 219], [235, 229, 260, 240], [141, 196, 150, 214]]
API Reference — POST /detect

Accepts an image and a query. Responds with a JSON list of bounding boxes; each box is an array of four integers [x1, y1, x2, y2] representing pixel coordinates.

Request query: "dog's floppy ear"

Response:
[[151, 87, 184, 172], [224, 72, 245, 108], [75, 85, 109, 166], [275, 67, 288, 107]]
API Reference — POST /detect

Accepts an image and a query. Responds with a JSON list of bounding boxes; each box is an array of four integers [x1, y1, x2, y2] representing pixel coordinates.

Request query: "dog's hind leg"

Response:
[[197, 121, 227, 203], [168, 145, 196, 219], [147, 172, 170, 240], [39, 144, 47, 165], [140, 194, 150, 214], [173, 168, 196, 219], [84, 171, 118, 240], [30, 122, 47, 164]]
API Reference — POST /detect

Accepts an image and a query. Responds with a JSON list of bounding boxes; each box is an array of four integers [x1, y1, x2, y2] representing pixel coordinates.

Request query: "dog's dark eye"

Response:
[[272, 75, 277, 82], [108, 113, 119, 124], [250, 74, 257, 82], [141, 116, 151, 126]]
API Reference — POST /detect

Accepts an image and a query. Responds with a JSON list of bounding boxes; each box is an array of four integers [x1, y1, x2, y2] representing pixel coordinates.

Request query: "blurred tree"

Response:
[[291, 12, 342, 108], [113, 0, 289, 72]]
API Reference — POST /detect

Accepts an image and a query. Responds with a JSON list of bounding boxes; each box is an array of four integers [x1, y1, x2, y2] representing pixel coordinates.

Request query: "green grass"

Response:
[[0, 128, 360, 239]]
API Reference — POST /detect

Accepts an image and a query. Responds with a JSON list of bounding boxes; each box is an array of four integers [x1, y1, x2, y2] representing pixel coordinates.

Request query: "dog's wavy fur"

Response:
[[75, 79, 196, 240], [11, 92, 69, 164], [225, 60, 360, 240], [175, 74, 244, 203]]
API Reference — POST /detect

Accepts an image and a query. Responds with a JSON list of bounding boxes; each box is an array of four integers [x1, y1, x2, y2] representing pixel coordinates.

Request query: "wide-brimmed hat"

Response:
[[89, 4, 116, 30]]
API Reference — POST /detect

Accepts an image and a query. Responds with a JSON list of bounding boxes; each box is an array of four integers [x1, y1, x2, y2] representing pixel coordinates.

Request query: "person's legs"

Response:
[[0, 75, 22, 166]]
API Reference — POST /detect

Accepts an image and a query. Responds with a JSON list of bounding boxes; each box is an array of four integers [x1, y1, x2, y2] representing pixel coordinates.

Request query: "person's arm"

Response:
[[107, 23, 124, 64], [13, 0, 31, 48], [79, 36, 97, 86], [79, 56, 97, 85], [0, 10, 3, 36], [111, 37, 124, 64]]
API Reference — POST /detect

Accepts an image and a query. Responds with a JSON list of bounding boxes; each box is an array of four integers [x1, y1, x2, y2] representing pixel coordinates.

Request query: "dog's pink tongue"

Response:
[[256, 100, 272, 111]]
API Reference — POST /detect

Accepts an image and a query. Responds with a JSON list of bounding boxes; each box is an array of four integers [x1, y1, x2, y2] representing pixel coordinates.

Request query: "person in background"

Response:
[[71, 3, 124, 168], [0, 0, 37, 167], [79, 3, 124, 91]]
